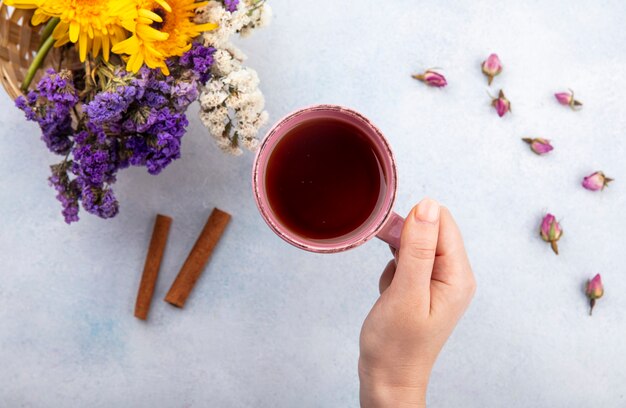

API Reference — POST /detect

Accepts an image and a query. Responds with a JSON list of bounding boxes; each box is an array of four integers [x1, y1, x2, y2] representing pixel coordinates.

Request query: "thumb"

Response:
[[391, 198, 441, 307]]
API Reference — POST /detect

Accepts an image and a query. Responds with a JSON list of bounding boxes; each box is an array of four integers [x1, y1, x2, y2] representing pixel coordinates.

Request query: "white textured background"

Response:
[[2, 0, 626, 406]]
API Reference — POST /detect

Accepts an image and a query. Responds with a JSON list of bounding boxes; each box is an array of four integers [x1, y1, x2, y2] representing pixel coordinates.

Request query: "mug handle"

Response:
[[375, 211, 404, 250]]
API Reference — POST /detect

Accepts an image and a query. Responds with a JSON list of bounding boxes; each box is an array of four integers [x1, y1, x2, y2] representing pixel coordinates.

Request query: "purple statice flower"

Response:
[[85, 86, 137, 128], [59, 180, 81, 223], [38, 106, 74, 154], [35, 119, 73, 153], [80, 184, 119, 219], [127, 68, 171, 108], [67, 123, 122, 221], [36, 69, 79, 106], [171, 80, 199, 111], [83, 65, 195, 176], [18, 64, 199, 224], [142, 89, 169, 109], [121, 105, 152, 134], [223, 0, 239, 12], [15, 69, 78, 155], [15, 91, 38, 120], [86, 67, 194, 176], [49, 164, 81, 224], [125, 66, 198, 114], [124, 135, 149, 167], [125, 107, 188, 175], [179, 43, 216, 84], [133, 67, 171, 95], [71, 129, 118, 186]]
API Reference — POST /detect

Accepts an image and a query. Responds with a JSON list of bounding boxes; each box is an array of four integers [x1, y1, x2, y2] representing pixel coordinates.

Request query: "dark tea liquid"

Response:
[[265, 118, 384, 240]]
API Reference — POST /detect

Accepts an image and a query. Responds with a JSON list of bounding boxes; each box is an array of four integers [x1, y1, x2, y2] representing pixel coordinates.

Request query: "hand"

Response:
[[359, 198, 476, 407]]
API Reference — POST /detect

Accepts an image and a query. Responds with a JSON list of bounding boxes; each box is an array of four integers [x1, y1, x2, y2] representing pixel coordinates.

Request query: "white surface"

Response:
[[2, 1, 626, 406]]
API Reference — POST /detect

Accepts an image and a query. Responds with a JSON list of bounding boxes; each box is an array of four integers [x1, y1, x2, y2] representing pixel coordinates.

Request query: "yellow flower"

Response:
[[3, 0, 41, 8], [2, 0, 46, 22], [112, 0, 217, 75], [5, 0, 138, 62]]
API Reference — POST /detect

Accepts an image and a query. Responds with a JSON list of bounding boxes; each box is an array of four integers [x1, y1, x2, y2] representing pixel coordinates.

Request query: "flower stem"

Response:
[[550, 241, 559, 255], [21, 35, 56, 93], [38, 17, 60, 50]]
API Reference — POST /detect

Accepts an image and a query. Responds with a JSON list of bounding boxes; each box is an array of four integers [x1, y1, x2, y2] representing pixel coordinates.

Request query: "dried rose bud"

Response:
[[412, 69, 447, 88], [582, 171, 613, 191], [540, 213, 562, 255], [522, 138, 554, 155], [554, 92, 572, 105], [585, 274, 604, 316], [481, 53, 502, 85], [554, 89, 582, 110], [491, 90, 511, 117]]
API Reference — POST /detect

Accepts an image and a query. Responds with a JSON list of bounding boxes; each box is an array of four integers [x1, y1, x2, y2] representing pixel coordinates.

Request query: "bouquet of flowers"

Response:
[[4, 0, 271, 223]]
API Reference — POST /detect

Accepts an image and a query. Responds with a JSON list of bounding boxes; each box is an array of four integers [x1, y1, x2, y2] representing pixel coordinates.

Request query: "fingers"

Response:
[[432, 207, 476, 291], [379, 260, 396, 294], [391, 198, 441, 306], [388, 245, 398, 265], [436, 207, 465, 258]]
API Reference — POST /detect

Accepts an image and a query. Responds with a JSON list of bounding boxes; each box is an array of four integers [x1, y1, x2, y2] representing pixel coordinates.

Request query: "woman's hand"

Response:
[[359, 198, 476, 407]]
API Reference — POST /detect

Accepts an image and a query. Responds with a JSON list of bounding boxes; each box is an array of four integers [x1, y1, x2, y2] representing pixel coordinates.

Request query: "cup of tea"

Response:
[[252, 105, 405, 253]]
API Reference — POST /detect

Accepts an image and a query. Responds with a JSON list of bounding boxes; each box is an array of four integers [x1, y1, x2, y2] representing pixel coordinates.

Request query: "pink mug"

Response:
[[252, 104, 405, 253]]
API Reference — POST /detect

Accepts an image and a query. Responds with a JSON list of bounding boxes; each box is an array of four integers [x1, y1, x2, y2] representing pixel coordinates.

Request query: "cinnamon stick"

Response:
[[135, 214, 173, 320], [165, 208, 231, 308]]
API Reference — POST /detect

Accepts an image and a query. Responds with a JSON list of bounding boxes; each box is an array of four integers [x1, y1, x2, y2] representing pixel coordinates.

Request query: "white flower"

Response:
[[235, 108, 268, 149], [199, 109, 227, 136], [241, 137, 260, 151], [247, 89, 266, 110], [195, 1, 271, 155], [199, 81, 229, 109], [195, 1, 224, 25], [238, 106, 265, 128], [202, 28, 229, 49], [216, 137, 243, 156], [240, 0, 272, 36], [259, 3, 272, 27], [226, 87, 265, 113], [199, 2, 252, 48], [212, 49, 241, 76], [236, 122, 257, 139], [223, 68, 260, 94], [226, 92, 250, 111], [228, 7, 252, 31], [239, 27, 252, 38], [224, 43, 247, 62], [197, 1, 255, 48], [256, 110, 269, 127]]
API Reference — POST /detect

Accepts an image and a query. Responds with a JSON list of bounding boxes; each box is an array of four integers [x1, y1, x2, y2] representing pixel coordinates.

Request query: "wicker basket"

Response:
[[0, 3, 74, 100]]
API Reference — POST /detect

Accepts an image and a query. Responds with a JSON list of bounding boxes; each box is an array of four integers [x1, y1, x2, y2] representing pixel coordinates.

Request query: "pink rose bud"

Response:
[[554, 92, 573, 105], [522, 138, 554, 155], [412, 69, 447, 88], [554, 89, 582, 110], [481, 53, 502, 85], [491, 90, 511, 117], [585, 274, 604, 316], [540, 213, 562, 255], [582, 171, 613, 191]]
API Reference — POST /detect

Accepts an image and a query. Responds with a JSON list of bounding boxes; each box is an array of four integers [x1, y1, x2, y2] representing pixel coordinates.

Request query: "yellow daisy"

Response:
[[5, 0, 139, 62], [112, 0, 217, 75], [47, 0, 136, 61], [3, 0, 40, 8], [4, 0, 56, 28]]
